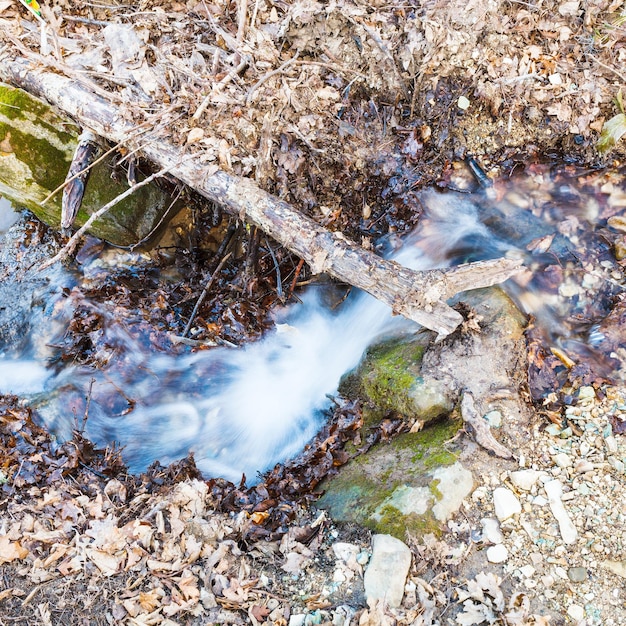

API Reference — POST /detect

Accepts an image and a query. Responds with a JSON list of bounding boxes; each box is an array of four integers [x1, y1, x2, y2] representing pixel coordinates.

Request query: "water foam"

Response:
[[0, 188, 516, 482]]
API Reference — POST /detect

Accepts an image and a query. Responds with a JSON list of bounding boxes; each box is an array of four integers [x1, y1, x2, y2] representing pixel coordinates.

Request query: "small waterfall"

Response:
[[1, 171, 623, 481]]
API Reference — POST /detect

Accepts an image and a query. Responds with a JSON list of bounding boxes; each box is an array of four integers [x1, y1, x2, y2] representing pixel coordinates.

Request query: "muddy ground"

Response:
[[1, 0, 626, 624]]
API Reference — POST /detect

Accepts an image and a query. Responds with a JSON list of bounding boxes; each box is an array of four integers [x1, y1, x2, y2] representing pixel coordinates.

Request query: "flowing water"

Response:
[[1, 164, 625, 482]]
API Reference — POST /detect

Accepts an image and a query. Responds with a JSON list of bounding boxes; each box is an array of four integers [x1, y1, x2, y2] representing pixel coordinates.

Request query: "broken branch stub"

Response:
[[0, 56, 523, 337]]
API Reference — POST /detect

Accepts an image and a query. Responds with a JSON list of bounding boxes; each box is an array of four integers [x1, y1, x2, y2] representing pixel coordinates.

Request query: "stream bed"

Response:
[[1, 162, 625, 482]]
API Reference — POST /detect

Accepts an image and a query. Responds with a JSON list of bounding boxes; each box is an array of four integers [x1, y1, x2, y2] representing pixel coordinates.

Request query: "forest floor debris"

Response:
[[1, 0, 626, 624]]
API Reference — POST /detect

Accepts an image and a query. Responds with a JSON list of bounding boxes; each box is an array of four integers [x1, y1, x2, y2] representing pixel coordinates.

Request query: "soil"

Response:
[[1, 0, 626, 624]]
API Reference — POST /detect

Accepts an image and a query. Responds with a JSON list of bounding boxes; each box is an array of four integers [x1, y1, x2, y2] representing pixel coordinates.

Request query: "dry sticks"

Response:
[[1, 56, 523, 338]]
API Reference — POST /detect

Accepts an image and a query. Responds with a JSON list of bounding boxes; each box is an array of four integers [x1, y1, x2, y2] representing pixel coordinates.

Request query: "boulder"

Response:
[[0, 84, 179, 246]]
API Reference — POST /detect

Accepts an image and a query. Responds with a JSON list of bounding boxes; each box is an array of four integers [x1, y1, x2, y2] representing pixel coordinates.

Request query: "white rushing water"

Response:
[[0, 188, 511, 482], [6, 173, 613, 483]]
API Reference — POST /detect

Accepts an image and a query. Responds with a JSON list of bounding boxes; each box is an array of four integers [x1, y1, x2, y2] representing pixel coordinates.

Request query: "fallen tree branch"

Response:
[[39, 160, 185, 269], [0, 55, 523, 338]]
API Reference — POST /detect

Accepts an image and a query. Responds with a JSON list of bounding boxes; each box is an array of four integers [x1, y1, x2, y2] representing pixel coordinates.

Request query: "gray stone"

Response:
[[567, 567, 588, 583], [363, 534, 412, 608]]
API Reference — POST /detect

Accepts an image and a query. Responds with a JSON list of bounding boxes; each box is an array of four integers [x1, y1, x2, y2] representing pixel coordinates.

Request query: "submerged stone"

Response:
[[0, 84, 179, 246]]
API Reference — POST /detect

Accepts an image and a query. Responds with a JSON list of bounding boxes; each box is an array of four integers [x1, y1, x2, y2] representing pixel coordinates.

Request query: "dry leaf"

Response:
[[187, 128, 205, 144], [86, 548, 124, 576], [0, 536, 29, 564]]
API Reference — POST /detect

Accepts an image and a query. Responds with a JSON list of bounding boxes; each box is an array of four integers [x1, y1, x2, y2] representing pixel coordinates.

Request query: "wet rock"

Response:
[[340, 333, 451, 428], [493, 487, 521, 521], [343, 287, 529, 448], [0, 84, 179, 246], [319, 287, 529, 540], [316, 419, 465, 538], [363, 534, 411, 608]]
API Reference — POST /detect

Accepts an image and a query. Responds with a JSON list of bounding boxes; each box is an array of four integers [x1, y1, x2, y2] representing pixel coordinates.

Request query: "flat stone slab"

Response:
[[363, 534, 412, 608]]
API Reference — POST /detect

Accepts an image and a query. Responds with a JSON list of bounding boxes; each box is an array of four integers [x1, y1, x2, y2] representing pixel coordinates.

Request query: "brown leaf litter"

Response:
[[1, 0, 626, 624]]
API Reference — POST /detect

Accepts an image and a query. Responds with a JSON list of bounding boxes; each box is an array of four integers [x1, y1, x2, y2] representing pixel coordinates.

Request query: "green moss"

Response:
[[317, 418, 464, 539], [429, 478, 442, 500], [370, 505, 441, 539], [0, 84, 180, 246], [1, 125, 70, 192], [423, 447, 458, 469], [359, 339, 425, 417]]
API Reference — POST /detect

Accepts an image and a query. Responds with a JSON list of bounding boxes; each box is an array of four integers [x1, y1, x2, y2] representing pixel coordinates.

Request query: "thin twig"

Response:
[[41, 140, 125, 206], [287, 258, 305, 301], [183, 251, 233, 337], [246, 51, 300, 105], [192, 57, 250, 121], [264, 236, 283, 299], [39, 160, 186, 269], [236, 0, 248, 44], [586, 52, 626, 84], [81, 377, 96, 433]]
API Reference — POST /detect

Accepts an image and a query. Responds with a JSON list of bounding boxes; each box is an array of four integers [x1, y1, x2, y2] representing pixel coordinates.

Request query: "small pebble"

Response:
[[568, 567, 588, 583], [554, 453, 572, 468], [545, 424, 562, 437], [605, 436, 618, 454], [457, 95, 470, 110], [574, 460, 594, 473], [481, 518, 504, 544], [519, 564, 535, 578], [493, 487, 522, 521], [510, 469, 543, 491], [486, 544, 509, 563], [483, 410, 502, 428], [567, 604, 585, 621]]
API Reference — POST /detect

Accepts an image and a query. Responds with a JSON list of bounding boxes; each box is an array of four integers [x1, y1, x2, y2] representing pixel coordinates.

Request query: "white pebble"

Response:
[[493, 487, 522, 521], [574, 460, 594, 473], [605, 436, 618, 454], [553, 452, 572, 468], [567, 604, 585, 621], [486, 544, 509, 563], [481, 518, 504, 544], [544, 480, 578, 544], [510, 469, 543, 491]]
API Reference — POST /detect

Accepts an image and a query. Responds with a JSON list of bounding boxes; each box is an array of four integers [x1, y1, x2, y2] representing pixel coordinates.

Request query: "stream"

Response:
[[1, 163, 625, 482]]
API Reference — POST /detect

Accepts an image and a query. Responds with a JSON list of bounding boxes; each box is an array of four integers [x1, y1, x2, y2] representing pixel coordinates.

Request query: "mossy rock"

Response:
[[340, 331, 452, 427], [0, 84, 178, 246], [317, 418, 472, 539]]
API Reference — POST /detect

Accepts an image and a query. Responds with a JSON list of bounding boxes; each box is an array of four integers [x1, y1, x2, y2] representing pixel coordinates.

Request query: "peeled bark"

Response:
[[0, 56, 523, 337]]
